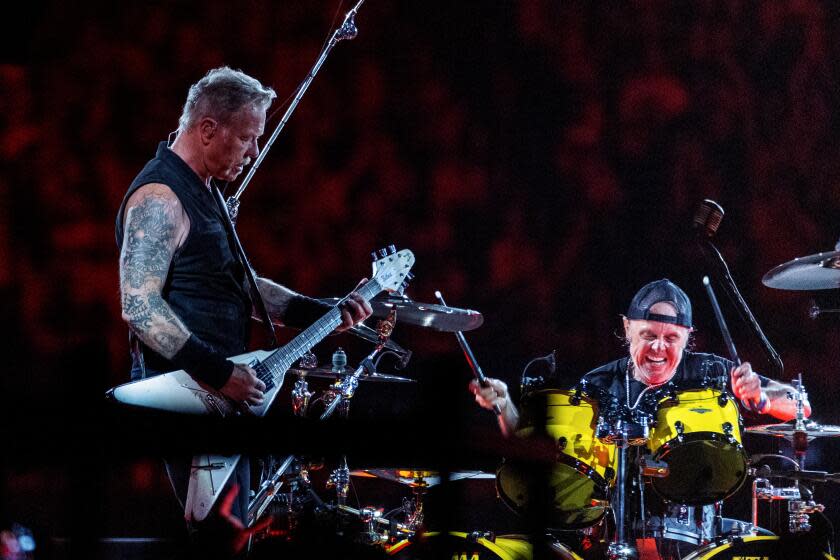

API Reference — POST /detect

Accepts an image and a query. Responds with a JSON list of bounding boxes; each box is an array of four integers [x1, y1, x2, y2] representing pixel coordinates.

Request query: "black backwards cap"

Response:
[[626, 279, 692, 328]]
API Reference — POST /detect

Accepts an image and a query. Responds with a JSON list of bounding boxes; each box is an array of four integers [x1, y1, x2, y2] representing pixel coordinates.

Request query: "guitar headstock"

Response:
[[370, 246, 415, 294]]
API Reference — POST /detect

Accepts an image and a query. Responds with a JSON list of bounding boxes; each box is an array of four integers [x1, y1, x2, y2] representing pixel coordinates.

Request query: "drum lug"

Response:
[[675, 420, 685, 441], [467, 530, 495, 543], [718, 393, 729, 407], [557, 436, 568, 450]]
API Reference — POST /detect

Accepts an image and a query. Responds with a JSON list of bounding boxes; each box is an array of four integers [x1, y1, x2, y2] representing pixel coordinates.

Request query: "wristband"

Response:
[[283, 295, 332, 329], [742, 391, 770, 414], [171, 334, 234, 389]]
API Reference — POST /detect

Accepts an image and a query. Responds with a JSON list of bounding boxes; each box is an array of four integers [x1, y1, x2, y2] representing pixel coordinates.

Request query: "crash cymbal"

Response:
[[349, 469, 494, 488], [372, 294, 484, 332], [747, 420, 840, 441], [320, 295, 483, 332], [762, 250, 840, 291], [287, 367, 415, 383]]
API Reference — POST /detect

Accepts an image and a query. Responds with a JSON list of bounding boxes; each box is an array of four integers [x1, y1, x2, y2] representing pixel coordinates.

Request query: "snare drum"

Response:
[[496, 390, 616, 529], [682, 535, 834, 559], [647, 388, 747, 505], [387, 532, 581, 559]]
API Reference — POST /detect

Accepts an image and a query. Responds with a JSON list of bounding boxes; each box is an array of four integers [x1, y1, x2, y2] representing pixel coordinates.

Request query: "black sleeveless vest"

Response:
[[116, 142, 251, 379]]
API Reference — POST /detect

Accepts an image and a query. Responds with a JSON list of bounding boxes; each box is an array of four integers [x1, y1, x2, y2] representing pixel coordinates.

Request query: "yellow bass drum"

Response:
[[647, 388, 747, 505], [682, 535, 835, 559], [496, 389, 616, 529], [386, 532, 582, 559]]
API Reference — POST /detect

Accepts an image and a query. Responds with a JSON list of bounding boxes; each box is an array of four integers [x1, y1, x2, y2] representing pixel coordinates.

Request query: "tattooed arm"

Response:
[[119, 183, 264, 404], [119, 183, 190, 358], [255, 277, 372, 332]]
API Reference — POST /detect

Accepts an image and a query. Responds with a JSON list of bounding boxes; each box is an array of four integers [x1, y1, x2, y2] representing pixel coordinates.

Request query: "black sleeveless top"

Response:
[[116, 141, 251, 379]]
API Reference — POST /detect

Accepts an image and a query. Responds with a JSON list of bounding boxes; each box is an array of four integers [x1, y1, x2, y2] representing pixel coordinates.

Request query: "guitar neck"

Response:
[[260, 280, 382, 379]]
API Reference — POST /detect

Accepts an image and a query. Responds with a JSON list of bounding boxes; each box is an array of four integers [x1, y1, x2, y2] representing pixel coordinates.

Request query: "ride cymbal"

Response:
[[747, 420, 840, 441], [762, 250, 840, 291], [348, 469, 494, 487]]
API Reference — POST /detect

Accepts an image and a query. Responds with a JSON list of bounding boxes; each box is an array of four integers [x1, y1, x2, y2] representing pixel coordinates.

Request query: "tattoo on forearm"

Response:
[[122, 293, 152, 331]]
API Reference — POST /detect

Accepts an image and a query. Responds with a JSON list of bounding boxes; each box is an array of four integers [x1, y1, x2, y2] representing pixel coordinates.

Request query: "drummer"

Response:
[[471, 278, 810, 436]]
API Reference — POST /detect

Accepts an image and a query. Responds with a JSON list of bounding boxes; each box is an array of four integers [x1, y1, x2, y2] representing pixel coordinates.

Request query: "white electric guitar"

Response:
[[107, 247, 415, 521]]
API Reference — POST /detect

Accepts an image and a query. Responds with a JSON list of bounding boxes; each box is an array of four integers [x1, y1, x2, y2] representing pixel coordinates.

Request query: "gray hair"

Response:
[[177, 66, 276, 134]]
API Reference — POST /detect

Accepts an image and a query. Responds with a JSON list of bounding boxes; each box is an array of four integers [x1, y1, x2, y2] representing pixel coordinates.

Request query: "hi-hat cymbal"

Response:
[[349, 468, 494, 488], [288, 367, 415, 383], [746, 420, 840, 441], [763, 250, 840, 291], [321, 295, 484, 332]]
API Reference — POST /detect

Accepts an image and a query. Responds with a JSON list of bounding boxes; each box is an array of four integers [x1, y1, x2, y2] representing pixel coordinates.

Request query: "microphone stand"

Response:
[[226, 0, 366, 222], [694, 200, 784, 378]]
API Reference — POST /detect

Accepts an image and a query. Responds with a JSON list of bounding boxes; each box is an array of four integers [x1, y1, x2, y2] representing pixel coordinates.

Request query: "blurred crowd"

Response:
[[3, 1, 840, 538], [3, 0, 840, 400]]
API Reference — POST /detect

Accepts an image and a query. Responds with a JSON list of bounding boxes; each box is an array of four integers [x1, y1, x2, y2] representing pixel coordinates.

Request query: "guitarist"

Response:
[[115, 67, 371, 538]]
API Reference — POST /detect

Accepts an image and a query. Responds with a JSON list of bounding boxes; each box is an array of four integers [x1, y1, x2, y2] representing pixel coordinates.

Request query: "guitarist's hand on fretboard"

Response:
[[334, 278, 374, 333], [220, 364, 266, 406]]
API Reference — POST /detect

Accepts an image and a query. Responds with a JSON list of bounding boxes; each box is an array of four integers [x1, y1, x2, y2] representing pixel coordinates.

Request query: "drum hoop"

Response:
[[554, 453, 611, 489], [652, 431, 748, 461], [687, 535, 835, 559]]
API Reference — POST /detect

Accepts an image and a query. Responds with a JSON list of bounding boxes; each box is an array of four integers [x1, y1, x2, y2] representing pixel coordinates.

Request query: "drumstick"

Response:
[[703, 276, 761, 411], [435, 290, 502, 416], [703, 276, 740, 365]]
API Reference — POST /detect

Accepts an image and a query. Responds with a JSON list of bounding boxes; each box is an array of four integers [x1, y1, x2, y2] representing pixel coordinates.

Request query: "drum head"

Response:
[[652, 436, 747, 504], [496, 461, 608, 529]]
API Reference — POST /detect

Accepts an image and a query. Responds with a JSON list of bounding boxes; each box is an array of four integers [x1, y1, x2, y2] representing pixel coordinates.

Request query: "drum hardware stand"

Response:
[[291, 351, 319, 417], [792, 374, 809, 470], [607, 420, 640, 560]]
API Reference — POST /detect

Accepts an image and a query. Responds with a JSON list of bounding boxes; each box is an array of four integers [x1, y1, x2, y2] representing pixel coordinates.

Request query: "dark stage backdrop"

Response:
[[2, 1, 840, 557]]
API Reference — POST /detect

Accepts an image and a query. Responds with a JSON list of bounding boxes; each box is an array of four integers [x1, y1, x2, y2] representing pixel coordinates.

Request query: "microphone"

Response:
[[693, 199, 725, 238]]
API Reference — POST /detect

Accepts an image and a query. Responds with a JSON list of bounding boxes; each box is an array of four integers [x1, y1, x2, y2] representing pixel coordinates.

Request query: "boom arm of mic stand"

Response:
[[698, 238, 784, 378], [226, 0, 366, 221]]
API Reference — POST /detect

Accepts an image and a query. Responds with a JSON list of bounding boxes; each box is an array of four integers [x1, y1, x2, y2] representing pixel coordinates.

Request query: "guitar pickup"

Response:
[[191, 462, 227, 470]]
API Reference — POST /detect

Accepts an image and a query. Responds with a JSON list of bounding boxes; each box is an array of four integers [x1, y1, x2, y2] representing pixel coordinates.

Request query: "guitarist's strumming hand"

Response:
[[334, 278, 373, 333], [220, 363, 266, 406]]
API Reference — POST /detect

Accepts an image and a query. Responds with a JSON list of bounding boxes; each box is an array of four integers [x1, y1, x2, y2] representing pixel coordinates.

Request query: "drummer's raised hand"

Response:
[[469, 378, 519, 436], [731, 362, 763, 406]]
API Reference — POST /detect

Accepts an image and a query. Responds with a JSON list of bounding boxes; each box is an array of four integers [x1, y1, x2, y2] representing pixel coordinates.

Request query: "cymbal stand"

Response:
[[320, 309, 398, 421], [607, 419, 639, 560], [792, 374, 809, 470]]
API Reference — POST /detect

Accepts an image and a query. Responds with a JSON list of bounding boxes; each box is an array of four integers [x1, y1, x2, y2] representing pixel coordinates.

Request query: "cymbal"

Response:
[[746, 420, 840, 441], [349, 468, 494, 488], [762, 250, 840, 291], [287, 367, 415, 383], [320, 295, 484, 332]]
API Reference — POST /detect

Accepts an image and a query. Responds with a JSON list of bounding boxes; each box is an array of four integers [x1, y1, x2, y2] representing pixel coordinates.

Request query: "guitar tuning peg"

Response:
[[406, 272, 415, 281], [370, 251, 378, 262], [388, 244, 396, 254], [379, 248, 388, 258]]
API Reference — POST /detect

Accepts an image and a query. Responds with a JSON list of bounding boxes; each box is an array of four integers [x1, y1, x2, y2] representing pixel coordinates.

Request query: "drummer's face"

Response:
[[624, 303, 691, 385]]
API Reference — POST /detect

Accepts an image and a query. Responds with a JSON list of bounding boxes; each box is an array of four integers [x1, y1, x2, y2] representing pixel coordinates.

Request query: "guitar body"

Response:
[[107, 349, 274, 417]]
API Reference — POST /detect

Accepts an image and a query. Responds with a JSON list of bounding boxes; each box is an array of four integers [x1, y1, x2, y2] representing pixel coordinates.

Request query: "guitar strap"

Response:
[[210, 184, 279, 348]]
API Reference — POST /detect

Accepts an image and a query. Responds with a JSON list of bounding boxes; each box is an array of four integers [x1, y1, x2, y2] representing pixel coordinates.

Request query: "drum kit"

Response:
[[243, 248, 840, 559]]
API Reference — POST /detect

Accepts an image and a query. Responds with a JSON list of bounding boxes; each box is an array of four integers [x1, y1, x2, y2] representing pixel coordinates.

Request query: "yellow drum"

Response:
[[496, 390, 616, 529], [682, 535, 834, 559], [387, 532, 581, 559], [648, 388, 747, 505]]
